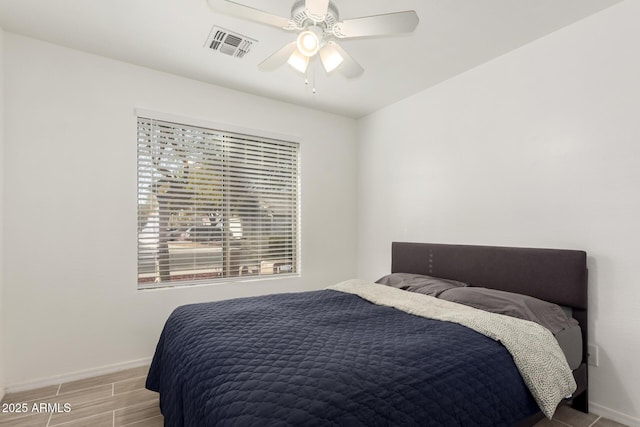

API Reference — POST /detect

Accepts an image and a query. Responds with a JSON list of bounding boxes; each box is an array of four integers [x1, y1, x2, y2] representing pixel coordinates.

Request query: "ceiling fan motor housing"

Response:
[[291, 0, 339, 31]]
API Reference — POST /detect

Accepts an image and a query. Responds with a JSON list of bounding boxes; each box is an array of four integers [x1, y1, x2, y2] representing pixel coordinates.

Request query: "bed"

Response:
[[146, 242, 588, 426]]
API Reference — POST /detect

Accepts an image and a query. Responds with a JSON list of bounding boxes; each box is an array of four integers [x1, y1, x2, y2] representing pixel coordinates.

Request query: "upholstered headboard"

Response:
[[390, 242, 589, 413], [391, 242, 587, 309]]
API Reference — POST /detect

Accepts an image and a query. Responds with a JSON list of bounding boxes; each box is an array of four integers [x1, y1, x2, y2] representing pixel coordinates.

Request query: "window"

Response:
[[137, 115, 300, 289]]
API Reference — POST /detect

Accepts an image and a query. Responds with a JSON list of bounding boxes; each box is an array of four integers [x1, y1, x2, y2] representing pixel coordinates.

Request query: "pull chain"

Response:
[[302, 58, 317, 94]]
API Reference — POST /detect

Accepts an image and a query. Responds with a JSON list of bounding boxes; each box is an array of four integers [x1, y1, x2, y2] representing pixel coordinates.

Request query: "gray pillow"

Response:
[[376, 273, 468, 297], [438, 287, 577, 334]]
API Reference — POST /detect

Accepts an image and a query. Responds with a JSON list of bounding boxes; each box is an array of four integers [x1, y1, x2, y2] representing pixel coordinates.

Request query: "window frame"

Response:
[[135, 109, 301, 290]]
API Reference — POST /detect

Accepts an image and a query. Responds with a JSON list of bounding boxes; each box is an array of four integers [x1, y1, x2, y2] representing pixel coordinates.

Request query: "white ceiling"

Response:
[[0, 0, 621, 118]]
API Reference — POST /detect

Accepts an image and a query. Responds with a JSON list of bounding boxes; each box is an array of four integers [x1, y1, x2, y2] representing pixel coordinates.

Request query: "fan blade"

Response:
[[334, 11, 419, 38], [207, 0, 292, 29], [305, 0, 330, 20], [258, 42, 298, 71], [322, 42, 363, 78]]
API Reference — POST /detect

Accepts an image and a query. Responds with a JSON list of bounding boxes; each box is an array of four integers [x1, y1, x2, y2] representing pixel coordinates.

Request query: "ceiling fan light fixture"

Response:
[[287, 49, 310, 73], [207, 0, 419, 81], [319, 43, 344, 73], [296, 26, 322, 57]]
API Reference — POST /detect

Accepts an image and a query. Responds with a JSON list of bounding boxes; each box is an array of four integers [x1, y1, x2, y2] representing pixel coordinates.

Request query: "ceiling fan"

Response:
[[207, 0, 419, 78]]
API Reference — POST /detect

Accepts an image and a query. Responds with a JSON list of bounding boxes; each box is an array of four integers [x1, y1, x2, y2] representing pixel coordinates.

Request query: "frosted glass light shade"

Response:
[[296, 27, 322, 57], [287, 49, 309, 73], [319, 44, 344, 73]]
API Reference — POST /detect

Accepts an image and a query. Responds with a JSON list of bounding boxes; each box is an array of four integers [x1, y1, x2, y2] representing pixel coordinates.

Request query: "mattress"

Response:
[[555, 322, 582, 370]]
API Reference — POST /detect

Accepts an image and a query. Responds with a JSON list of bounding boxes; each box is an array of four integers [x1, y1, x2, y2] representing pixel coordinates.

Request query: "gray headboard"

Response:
[[391, 242, 587, 309], [390, 242, 589, 412]]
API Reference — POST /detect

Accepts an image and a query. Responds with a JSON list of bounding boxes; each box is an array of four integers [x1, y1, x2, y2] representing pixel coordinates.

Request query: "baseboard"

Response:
[[5, 357, 153, 394], [590, 401, 640, 427]]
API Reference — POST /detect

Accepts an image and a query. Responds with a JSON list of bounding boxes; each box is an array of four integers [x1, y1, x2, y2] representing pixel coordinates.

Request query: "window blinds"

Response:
[[137, 116, 299, 289]]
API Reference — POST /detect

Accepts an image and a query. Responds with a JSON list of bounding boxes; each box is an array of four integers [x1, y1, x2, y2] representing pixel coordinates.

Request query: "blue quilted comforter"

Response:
[[146, 290, 540, 426]]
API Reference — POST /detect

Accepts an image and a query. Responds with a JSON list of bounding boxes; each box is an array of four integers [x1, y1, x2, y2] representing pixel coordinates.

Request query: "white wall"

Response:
[[0, 25, 6, 401], [357, 1, 639, 425], [3, 33, 357, 388]]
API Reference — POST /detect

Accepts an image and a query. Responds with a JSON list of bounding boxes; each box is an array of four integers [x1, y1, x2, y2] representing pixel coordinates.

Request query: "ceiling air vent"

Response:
[[205, 26, 257, 59]]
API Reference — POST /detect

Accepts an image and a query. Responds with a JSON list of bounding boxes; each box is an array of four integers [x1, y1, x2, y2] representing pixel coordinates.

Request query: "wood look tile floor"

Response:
[[0, 366, 629, 427], [535, 404, 628, 427], [0, 366, 161, 427]]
